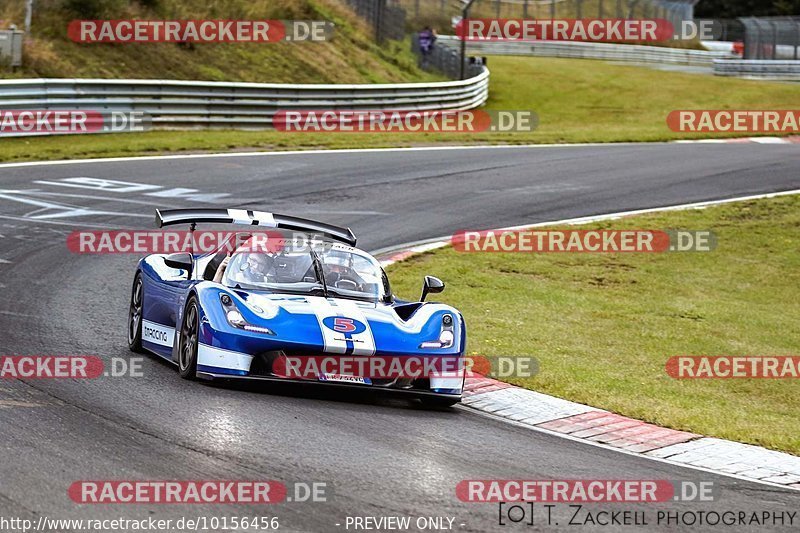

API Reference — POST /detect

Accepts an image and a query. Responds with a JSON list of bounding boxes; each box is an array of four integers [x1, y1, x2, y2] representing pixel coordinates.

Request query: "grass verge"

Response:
[[1, 56, 799, 163], [386, 194, 800, 455], [1, 0, 439, 84]]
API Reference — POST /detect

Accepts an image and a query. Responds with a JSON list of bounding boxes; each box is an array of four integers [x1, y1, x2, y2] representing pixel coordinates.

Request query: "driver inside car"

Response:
[[322, 250, 364, 291], [214, 252, 274, 284]]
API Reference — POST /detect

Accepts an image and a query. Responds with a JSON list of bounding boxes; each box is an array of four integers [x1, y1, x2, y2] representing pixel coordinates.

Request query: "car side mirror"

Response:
[[420, 275, 445, 302], [164, 253, 193, 278]]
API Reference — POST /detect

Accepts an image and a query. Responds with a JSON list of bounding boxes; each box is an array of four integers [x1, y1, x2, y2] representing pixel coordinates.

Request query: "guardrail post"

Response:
[[460, 0, 478, 80], [770, 20, 779, 60], [794, 20, 800, 60]]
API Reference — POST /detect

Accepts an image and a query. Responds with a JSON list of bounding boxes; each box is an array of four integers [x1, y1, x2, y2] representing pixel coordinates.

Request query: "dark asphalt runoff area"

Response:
[[0, 143, 798, 532]]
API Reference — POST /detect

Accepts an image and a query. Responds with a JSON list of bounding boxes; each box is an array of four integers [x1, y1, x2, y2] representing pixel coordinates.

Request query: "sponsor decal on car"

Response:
[[323, 316, 367, 334], [142, 320, 175, 348], [307, 298, 376, 356]]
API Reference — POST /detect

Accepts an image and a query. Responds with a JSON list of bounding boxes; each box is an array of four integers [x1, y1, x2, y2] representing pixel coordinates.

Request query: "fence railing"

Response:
[[438, 36, 800, 79], [437, 35, 729, 66], [0, 72, 490, 136], [412, 34, 485, 79], [713, 59, 800, 80], [344, 0, 406, 42], [740, 17, 800, 60]]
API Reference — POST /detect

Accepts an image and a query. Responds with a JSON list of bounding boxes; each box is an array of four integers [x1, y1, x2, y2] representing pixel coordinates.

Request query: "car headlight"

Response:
[[420, 314, 455, 349], [226, 309, 246, 327], [439, 330, 454, 347], [221, 294, 275, 335]]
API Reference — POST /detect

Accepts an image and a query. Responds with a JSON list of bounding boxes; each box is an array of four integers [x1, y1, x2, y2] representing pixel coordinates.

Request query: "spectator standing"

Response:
[[418, 26, 437, 67]]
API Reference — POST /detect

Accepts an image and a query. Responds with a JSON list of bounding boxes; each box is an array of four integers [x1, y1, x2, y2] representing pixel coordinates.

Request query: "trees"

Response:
[[695, 0, 800, 18]]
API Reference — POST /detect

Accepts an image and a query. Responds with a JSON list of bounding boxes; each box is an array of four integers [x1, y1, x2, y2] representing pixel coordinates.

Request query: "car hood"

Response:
[[228, 291, 463, 356]]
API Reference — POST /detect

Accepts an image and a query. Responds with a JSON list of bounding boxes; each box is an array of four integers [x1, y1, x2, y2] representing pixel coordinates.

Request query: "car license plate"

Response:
[[319, 373, 372, 385]]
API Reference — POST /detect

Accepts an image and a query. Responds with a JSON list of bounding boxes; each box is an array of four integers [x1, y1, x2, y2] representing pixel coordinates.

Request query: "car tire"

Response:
[[127, 273, 145, 353], [420, 396, 460, 408], [178, 296, 200, 380]]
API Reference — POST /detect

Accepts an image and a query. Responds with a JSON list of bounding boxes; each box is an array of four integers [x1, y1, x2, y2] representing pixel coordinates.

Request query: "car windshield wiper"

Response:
[[325, 286, 375, 301], [309, 249, 329, 299]]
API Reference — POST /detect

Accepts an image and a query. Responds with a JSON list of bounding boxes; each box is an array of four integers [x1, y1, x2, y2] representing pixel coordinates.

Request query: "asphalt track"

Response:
[[0, 143, 799, 532]]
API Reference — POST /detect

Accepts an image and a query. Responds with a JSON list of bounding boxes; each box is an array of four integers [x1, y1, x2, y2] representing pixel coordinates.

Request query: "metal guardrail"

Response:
[[713, 60, 800, 81], [440, 36, 800, 80], [438, 35, 729, 66], [0, 71, 490, 136]]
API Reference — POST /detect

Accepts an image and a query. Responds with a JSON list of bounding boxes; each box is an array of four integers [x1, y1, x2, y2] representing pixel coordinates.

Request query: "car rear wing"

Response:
[[155, 208, 357, 246]]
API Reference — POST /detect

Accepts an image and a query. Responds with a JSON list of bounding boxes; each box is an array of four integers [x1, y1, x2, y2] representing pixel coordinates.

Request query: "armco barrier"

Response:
[[438, 35, 729, 66], [713, 59, 800, 81], [0, 69, 489, 137]]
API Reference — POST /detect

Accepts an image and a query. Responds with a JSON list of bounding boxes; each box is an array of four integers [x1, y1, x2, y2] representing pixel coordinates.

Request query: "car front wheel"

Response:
[[127, 274, 144, 353], [178, 296, 200, 380]]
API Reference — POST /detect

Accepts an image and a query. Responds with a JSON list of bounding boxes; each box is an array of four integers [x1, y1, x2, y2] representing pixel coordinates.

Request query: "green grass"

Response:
[[1, 0, 438, 84], [1, 55, 799, 162], [484, 55, 800, 143], [386, 195, 800, 455]]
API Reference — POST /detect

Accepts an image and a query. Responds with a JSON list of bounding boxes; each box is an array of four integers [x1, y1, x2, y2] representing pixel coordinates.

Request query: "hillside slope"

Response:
[[0, 0, 440, 83]]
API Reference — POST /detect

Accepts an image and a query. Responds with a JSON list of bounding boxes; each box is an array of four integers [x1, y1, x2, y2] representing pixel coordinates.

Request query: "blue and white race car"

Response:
[[127, 209, 466, 406]]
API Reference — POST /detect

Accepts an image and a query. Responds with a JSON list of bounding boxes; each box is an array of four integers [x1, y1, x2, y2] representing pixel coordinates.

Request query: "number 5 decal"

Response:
[[333, 317, 356, 333]]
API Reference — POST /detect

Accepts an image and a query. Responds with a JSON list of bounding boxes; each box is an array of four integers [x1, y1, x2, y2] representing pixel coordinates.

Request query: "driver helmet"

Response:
[[324, 251, 351, 274]]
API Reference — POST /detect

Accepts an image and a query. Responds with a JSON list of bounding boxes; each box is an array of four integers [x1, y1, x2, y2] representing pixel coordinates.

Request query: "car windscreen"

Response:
[[223, 248, 386, 301]]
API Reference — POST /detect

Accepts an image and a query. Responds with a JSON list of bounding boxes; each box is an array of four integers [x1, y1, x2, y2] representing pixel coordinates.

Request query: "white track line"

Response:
[[0, 143, 643, 169], [2, 138, 796, 169]]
